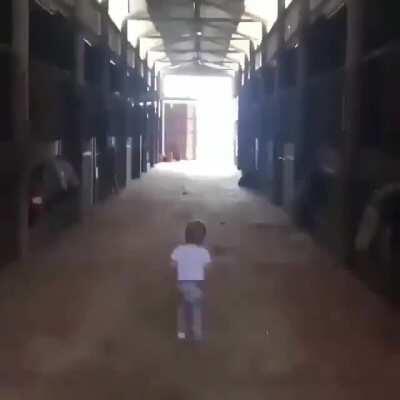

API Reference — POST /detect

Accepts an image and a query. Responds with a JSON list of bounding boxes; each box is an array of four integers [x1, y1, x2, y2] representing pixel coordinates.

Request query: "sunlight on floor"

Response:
[[157, 160, 238, 178]]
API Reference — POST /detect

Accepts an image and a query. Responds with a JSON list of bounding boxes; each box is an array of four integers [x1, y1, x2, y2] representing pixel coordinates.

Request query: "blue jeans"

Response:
[[177, 281, 203, 339]]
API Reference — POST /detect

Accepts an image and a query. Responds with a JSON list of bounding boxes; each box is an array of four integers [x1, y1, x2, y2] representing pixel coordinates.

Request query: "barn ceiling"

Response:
[[36, 0, 281, 75], [123, 0, 279, 75]]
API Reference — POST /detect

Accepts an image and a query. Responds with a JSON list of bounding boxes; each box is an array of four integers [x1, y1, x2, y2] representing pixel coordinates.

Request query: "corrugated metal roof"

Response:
[[124, 0, 277, 74], [35, 1, 290, 75]]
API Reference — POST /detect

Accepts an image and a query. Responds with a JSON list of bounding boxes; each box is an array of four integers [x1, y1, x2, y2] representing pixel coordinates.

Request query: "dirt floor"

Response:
[[0, 161, 399, 399]]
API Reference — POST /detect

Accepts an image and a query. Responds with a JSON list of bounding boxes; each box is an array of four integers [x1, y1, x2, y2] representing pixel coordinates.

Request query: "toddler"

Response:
[[171, 221, 211, 341]]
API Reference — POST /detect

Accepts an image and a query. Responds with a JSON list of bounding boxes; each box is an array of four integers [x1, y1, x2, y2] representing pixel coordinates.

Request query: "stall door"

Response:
[[164, 103, 188, 160]]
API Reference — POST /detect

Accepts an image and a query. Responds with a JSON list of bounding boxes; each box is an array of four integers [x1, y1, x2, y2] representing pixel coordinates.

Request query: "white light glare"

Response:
[[83, 38, 92, 47], [163, 75, 237, 174]]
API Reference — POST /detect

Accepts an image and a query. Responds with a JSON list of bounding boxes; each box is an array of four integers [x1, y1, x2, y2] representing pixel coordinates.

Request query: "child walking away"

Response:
[[171, 221, 211, 342]]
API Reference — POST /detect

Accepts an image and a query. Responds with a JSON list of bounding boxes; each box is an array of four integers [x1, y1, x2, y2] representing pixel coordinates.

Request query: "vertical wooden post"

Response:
[[99, 0, 111, 199], [157, 96, 162, 162], [276, 0, 286, 85], [161, 100, 166, 158], [261, 22, 267, 65], [135, 39, 141, 74], [294, 0, 310, 181], [151, 65, 156, 91], [144, 53, 149, 89], [70, 0, 85, 217], [238, 55, 253, 177], [344, 0, 366, 172], [249, 42, 256, 76], [120, 19, 129, 188], [237, 86, 253, 174], [12, 0, 30, 258], [271, 0, 286, 204], [100, 1, 110, 102], [340, 0, 368, 262], [244, 56, 249, 82], [249, 41, 258, 173], [120, 22, 128, 94], [74, 1, 85, 86], [150, 67, 156, 166], [258, 20, 272, 185], [296, 0, 310, 90], [156, 71, 162, 162], [235, 64, 241, 97], [142, 103, 148, 173]]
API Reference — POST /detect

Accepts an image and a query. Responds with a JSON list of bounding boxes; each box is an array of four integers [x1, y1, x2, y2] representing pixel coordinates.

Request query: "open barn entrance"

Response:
[[162, 75, 237, 176]]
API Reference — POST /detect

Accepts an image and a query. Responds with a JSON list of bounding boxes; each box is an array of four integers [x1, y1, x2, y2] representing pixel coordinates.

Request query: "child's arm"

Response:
[[204, 249, 212, 269], [170, 246, 179, 268]]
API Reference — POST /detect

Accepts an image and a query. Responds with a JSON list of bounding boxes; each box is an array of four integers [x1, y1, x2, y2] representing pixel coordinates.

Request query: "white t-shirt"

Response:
[[171, 244, 211, 281]]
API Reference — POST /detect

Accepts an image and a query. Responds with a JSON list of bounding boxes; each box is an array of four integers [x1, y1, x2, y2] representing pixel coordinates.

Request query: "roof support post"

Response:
[[120, 19, 129, 188], [135, 39, 141, 76], [343, 0, 368, 171], [270, 0, 286, 205], [236, 65, 243, 96], [275, 0, 286, 91], [100, 1, 110, 99], [296, 0, 310, 89], [294, 0, 310, 183], [151, 65, 156, 91], [12, 0, 30, 259], [74, 0, 85, 86], [244, 54, 249, 82], [144, 53, 149, 88], [64, 0, 86, 218], [121, 21, 129, 94], [249, 42, 256, 76], [339, 0, 369, 262], [194, 0, 201, 61], [261, 22, 268, 66], [98, 0, 111, 199]]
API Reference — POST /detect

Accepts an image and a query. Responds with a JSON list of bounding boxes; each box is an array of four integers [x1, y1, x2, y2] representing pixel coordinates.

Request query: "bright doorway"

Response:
[[163, 75, 237, 175]]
